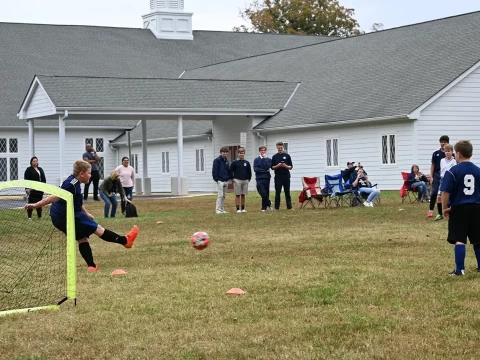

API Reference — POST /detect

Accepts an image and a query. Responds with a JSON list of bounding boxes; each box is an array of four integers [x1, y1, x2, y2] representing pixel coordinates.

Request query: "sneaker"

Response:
[[368, 202, 374, 207], [216, 211, 224, 214], [427, 211, 434, 218], [268, 206, 273, 211], [448, 270, 465, 276], [28, 218, 32, 221], [434, 215, 443, 221], [236, 209, 242, 213], [261, 209, 266, 212], [222, 210, 228, 214], [363, 201, 370, 207], [88, 265, 99, 272], [124, 225, 139, 248], [241, 209, 247, 213], [94, 198, 101, 202]]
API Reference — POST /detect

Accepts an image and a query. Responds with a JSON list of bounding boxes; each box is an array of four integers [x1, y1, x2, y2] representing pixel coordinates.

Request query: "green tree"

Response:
[[234, 0, 362, 37]]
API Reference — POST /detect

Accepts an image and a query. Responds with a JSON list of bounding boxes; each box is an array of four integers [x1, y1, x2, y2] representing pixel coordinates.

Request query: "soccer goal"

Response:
[[0, 180, 76, 316]]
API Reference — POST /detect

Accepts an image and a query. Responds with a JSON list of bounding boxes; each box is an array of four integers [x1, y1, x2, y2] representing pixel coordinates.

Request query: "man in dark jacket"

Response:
[[254, 145, 272, 211], [212, 146, 230, 214], [229, 147, 252, 213]]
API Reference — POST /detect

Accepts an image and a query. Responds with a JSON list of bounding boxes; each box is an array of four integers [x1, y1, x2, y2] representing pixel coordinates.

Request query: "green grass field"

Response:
[[1, 192, 480, 359]]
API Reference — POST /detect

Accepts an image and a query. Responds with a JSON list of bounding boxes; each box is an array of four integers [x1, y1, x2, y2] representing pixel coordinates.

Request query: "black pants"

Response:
[[274, 176, 292, 210], [256, 179, 271, 210], [27, 190, 44, 219], [84, 170, 100, 200]]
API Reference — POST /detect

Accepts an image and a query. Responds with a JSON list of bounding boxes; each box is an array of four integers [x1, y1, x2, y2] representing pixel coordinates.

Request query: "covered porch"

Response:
[[17, 75, 299, 195]]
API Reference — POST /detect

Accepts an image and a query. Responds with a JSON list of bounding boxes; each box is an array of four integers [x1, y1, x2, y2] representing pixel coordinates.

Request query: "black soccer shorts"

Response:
[[447, 204, 480, 245]]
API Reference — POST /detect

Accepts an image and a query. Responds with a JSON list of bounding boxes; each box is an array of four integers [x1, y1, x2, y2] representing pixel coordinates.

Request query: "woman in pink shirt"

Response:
[[115, 157, 135, 215]]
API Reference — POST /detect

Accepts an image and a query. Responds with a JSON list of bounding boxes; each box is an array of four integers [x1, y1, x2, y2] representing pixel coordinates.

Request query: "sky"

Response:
[[0, 0, 479, 32]]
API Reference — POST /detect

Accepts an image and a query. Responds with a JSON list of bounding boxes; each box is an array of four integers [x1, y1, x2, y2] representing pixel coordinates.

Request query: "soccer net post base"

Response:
[[0, 180, 76, 316]]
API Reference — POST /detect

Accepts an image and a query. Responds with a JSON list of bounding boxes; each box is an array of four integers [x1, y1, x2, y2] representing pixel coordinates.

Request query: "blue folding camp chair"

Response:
[[324, 173, 353, 208]]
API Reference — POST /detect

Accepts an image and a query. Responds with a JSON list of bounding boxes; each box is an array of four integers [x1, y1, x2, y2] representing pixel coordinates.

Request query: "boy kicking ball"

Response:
[[25, 160, 139, 272], [441, 140, 480, 276]]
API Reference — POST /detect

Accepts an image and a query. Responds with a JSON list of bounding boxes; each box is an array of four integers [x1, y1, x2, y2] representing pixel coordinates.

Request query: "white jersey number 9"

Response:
[[464, 174, 475, 195]]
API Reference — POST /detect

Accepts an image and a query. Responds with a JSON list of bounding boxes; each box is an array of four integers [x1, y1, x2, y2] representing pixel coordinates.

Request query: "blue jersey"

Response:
[[50, 174, 83, 218], [440, 162, 480, 207]]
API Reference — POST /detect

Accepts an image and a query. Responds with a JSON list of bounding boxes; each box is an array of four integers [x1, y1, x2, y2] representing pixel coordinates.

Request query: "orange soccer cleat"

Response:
[[88, 265, 99, 272], [124, 225, 139, 248]]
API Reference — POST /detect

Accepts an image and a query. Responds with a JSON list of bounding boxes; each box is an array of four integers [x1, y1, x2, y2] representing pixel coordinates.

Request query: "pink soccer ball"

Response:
[[190, 232, 210, 250]]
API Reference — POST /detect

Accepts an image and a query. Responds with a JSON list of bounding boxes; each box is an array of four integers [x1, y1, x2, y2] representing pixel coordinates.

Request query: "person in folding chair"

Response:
[[407, 165, 429, 203], [351, 168, 380, 207]]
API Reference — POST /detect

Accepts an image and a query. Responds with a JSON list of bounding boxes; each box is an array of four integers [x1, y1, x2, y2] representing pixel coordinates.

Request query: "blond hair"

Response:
[[444, 144, 454, 152], [73, 160, 91, 176], [110, 169, 119, 179]]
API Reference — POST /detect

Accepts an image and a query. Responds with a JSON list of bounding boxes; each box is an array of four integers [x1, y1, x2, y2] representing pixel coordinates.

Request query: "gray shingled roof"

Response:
[[0, 23, 333, 128], [183, 12, 480, 130], [34, 75, 298, 110], [110, 120, 212, 144]]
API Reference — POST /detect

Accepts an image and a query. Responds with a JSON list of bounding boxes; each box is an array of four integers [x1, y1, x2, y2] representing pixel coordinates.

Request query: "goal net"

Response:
[[0, 180, 76, 316]]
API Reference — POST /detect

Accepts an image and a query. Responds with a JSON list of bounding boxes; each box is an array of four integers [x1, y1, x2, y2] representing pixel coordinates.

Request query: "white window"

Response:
[[85, 138, 105, 178], [0, 138, 19, 181], [326, 138, 339, 167], [130, 154, 139, 174], [162, 151, 170, 174], [195, 149, 205, 172], [381, 134, 396, 164]]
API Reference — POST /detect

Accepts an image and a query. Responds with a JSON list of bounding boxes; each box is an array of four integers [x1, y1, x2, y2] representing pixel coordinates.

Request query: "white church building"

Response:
[[2, 1, 480, 194]]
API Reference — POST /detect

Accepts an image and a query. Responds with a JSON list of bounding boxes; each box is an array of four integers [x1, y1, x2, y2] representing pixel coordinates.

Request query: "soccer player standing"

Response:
[[441, 140, 480, 276]]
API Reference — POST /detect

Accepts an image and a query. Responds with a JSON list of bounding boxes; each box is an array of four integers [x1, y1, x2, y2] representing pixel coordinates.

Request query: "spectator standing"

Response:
[[115, 157, 135, 215], [254, 146, 272, 212], [83, 143, 100, 201], [229, 147, 252, 213], [271, 142, 293, 210], [24, 156, 47, 220]]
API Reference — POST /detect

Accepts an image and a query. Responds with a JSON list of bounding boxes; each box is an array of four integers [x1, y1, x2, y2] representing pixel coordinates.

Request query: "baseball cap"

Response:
[[347, 162, 355, 166]]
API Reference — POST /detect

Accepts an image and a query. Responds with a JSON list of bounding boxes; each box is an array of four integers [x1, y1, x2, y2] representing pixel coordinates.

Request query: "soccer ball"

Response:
[[190, 232, 210, 250]]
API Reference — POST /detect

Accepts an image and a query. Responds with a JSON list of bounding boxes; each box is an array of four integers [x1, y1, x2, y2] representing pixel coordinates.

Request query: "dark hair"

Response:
[[30, 156, 38, 166], [411, 164, 419, 173], [220, 146, 229, 153], [439, 135, 450, 143], [238, 147, 245, 153], [276, 141, 284, 146], [454, 140, 473, 159], [259, 146, 266, 151], [122, 157, 129, 162]]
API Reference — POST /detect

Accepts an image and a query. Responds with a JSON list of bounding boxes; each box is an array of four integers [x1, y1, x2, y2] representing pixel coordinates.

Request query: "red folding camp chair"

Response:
[[400, 172, 419, 203], [299, 177, 326, 209]]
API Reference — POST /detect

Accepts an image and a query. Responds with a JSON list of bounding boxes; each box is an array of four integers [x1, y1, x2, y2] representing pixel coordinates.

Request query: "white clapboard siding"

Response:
[[418, 66, 480, 169], [116, 137, 213, 193], [24, 86, 55, 119], [265, 119, 414, 191]]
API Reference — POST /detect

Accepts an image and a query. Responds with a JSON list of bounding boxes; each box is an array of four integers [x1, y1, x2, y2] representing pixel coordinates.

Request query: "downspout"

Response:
[[257, 132, 267, 146]]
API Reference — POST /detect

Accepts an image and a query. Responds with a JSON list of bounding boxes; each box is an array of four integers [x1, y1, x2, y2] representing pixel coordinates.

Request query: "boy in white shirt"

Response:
[[435, 144, 457, 221]]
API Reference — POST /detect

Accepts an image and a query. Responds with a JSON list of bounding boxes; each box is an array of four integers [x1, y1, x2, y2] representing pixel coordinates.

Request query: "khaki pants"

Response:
[[216, 181, 228, 212]]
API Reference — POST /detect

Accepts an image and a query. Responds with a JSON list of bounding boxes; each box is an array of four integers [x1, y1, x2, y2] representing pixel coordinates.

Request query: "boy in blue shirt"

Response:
[[428, 135, 450, 218], [254, 146, 272, 212], [271, 142, 293, 210], [229, 147, 252, 213], [25, 160, 139, 272], [440, 140, 480, 276]]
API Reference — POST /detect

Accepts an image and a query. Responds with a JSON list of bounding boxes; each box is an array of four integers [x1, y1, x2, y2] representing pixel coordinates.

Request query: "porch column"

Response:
[[127, 131, 132, 163], [28, 119, 35, 159], [141, 119, 151, 196], [58, 115, 66, 185], [177, 115, 184, 194]]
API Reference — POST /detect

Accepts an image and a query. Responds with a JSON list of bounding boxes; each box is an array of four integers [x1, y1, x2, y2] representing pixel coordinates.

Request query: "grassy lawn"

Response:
[[1, 191, 480, 359]]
